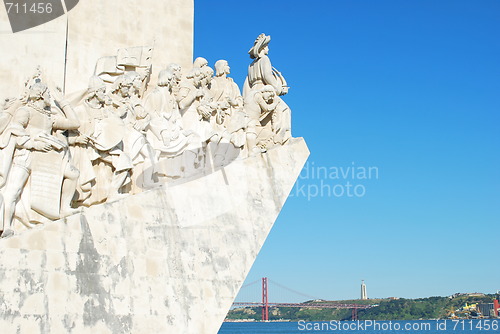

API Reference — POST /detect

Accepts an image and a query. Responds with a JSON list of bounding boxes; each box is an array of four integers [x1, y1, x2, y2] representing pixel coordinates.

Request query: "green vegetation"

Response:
[[226, 295, 497, 321]]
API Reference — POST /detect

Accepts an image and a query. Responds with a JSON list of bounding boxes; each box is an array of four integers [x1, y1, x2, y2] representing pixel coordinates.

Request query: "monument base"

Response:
[[0, 138, 309, 334]]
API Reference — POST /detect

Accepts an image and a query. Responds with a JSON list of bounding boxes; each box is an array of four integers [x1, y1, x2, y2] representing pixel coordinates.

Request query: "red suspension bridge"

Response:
[[232, 277, 375, 321]]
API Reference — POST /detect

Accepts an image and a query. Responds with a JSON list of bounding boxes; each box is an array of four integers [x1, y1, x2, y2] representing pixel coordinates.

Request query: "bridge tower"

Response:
[[262, 277, 269, 321]]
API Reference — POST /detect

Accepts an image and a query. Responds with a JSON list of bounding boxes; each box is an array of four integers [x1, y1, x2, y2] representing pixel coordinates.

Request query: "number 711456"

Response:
[[5, 2, 53, 14], [451, 320, 499, 331]]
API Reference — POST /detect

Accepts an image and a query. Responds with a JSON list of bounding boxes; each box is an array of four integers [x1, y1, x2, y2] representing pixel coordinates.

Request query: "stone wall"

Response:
[[0, 138, 309, 334], [0, 0, 194, 98]]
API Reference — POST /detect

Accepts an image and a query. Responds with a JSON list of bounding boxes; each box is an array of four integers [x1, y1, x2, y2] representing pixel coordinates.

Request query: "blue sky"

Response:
[[194, 0, 500, 301]]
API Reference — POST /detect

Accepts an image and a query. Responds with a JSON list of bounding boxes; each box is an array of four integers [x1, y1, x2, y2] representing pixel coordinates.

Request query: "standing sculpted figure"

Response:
[[144, 69, 201, 178], [210, 60, 247, 162], [0, 97, 25, 235], [0, 81, 80, 237], [244, 34, 292, 152], [70, 76, 132, 205]]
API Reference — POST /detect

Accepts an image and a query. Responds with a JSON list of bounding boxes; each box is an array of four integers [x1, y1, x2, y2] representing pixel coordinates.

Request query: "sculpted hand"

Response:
[[76, 135, 90, 145], [202, 110, 211, 119], [34, 141, 52, 152], [227, 97, 237, 107], [50, 87, 65, 104], [142, 67, 151, 80], [197, 106, 210, 119]]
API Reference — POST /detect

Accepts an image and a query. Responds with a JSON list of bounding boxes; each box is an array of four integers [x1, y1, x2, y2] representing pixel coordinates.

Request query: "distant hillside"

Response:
[[227, 295, 497, 321]]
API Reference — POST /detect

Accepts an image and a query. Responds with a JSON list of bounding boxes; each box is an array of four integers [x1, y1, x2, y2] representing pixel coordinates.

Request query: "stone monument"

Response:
[[0, 1, 309, 333]]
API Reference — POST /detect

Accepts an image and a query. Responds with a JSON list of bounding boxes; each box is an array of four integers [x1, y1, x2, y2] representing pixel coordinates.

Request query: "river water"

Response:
[[218, 320, 499, 333]]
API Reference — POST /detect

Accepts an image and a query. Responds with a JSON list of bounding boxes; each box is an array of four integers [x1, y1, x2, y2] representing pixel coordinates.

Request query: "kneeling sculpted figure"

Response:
[[70, 76, 132, 205]]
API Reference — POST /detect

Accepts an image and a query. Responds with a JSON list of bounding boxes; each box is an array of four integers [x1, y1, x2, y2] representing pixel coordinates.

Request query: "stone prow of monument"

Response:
[[0, 138, 309, 333]]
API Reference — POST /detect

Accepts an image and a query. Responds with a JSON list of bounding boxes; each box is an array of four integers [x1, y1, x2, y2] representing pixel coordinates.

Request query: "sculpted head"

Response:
[[215, 60, 230, 77], [167, 63, 182, 82], [248, 33, 271, 59], [113, 73, 134, 97], [260, 85, 276, 103], [125, 71, 142, 94], [186, 69, 203, 87], [158, 70, 174, 88], [193, 57, 208, 69], [87, 76, 107, 102], [28, 82, 51, 107], [201, 66, 214, 85]]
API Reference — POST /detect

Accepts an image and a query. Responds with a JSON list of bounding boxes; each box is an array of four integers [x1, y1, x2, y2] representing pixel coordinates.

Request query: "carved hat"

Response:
[[248, 34, 271, 59]]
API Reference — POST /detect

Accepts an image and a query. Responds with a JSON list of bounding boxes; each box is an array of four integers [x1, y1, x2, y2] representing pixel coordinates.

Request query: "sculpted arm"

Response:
[[52, 100, 80, 130], [10, 108, 51, 151], [178, 87, 200, 110], [260, 56, 282, 94], [255, 93, 278, 113]]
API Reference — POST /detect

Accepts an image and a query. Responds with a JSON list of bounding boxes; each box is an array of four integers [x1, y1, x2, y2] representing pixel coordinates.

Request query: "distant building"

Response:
[[462, 303, 478, 312], [477, 303, 495, 318], [466, 293, 486, 297], [361, 280, 368, 300], [451, 292, 486, 298]]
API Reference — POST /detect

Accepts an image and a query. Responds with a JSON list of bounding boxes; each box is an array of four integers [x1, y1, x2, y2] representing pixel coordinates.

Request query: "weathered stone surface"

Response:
[[0, 138, 309, 334], [0, 0, 193, 98]]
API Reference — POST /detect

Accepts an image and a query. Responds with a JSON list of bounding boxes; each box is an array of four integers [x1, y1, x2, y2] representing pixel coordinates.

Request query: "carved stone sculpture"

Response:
[[0, 34, 294, 237], [144, 70, 201, 178], [70, 76, 132, 205], [209, 60, 247, 163], [245, 34, 289, 96], [178, 69, 215, 145], [110, 72, 156, 191], [244, 33, 292, 153]]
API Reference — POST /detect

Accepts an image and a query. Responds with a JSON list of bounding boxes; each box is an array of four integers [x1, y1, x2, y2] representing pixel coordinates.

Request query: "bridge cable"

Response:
[[268, 279, 320, 301]]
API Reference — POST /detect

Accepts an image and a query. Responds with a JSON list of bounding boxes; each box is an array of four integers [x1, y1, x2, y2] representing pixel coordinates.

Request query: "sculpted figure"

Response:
[[166, 63, 182, 97], [70, 76, 132, 205], [110, 72, 156, 190], [0, 98, 25, 234], [244, 33, 289, 96], [144, 70, 201, 178], [0, 81, 80, 237], [198, 65, 237, 167], [178, 69, 216, 144], [212, 60, 246, 142], [244, 85, 281, 153], [208, 60, 247, 163], [199, 65, 218, 130], [243, 34, 292, 152]]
